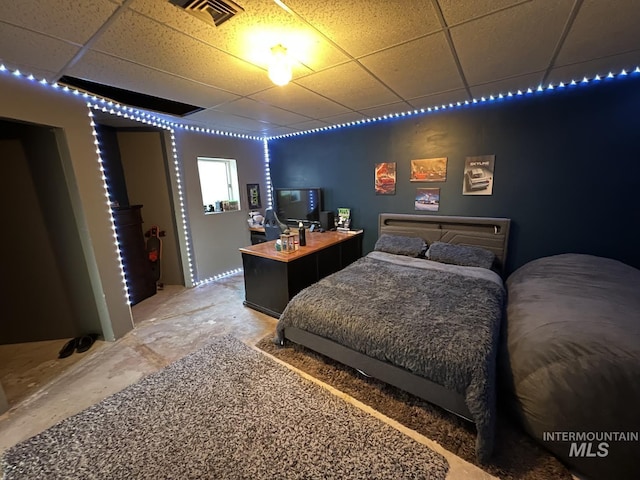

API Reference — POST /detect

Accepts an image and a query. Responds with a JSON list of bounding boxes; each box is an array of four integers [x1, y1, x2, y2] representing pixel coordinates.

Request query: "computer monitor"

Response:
[[274, 188, 323, 226]]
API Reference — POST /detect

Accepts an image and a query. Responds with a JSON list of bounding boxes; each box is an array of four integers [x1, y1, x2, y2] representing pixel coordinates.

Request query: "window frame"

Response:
[[196, 156, 241, 214]]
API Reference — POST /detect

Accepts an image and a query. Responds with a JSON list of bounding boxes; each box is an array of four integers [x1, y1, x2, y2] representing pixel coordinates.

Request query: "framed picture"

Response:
[[375, 162, 396, 195], [246, 183, 262, 209], [462, 155, 495, 195], [410, 157, 447, 182], [415, 188, 440, 211]]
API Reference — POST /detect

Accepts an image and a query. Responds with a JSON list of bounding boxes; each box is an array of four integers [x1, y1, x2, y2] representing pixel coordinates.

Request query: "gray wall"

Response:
[[118, 130, 183, 286], [0, 120, 114, 344], [176, 129, 266, 282], [1, 72, 133, 342], [0, 130, 78, 343]]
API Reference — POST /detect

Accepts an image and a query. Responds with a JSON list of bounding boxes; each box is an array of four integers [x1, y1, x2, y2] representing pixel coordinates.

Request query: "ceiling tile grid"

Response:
[[554, 0, 640, 66], [213, 97, 311, 125], [450, 0, 575, 86], [359, 32, 464, 100], [294, 61, 402, 111], [408, 87, 476, 111], [282, 0, 443, 58], [0, 23, 79, 76], [250, 83, 352, 119], [437, 0, 529, 26], [0, 0, 121, 45], [1, 0, 640, 135]]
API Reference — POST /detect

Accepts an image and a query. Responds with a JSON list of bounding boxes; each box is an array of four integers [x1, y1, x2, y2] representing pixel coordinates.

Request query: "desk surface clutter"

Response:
[[240, 230, 363, 262]]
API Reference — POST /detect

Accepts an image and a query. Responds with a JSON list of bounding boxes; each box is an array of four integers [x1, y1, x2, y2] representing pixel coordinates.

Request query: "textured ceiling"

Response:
[[1, 0, 640, 136]]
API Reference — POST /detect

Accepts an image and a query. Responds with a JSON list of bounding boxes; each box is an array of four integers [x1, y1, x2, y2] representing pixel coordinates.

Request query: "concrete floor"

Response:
[[0, 273, 498, 479]]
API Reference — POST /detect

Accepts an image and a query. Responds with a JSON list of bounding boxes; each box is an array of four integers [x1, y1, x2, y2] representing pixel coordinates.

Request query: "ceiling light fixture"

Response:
[[268, 44, 292, 86]]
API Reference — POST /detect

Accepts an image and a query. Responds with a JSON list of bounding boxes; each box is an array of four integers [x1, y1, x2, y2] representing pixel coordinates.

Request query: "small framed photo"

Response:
[[410, 157, 447, 182], [246, 183, 262, 209], [415, 188, 440, 211]]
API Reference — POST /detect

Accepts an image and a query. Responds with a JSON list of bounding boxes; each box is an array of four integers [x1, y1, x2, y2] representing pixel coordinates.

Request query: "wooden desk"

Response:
[[239, 230, 363, 318], [248, 225, 266, 244]]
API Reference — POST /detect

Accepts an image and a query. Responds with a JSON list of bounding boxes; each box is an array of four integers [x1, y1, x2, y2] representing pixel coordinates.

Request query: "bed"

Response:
[[500, 253, 640, 480], [275, 213, 511, 462]]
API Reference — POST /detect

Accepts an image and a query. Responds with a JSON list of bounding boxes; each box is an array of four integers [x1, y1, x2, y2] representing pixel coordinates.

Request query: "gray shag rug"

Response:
[[1, 336, 448, 480], [257, 336, 574, 480]]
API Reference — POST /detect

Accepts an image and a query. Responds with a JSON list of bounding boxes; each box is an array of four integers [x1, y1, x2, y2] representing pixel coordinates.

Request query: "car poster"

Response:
[[375, 162, 396, 195], [410, 157, 447, 182], [463, 155, 495, 195]]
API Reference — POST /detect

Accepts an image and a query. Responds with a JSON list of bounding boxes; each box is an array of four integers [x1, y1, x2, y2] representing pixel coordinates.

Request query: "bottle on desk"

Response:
[[298, 221, 306, 246]]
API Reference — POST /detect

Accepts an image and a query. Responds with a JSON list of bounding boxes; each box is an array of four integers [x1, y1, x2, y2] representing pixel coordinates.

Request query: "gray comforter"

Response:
[[276, 251, 506, 462], [501, 253, 640, 480]]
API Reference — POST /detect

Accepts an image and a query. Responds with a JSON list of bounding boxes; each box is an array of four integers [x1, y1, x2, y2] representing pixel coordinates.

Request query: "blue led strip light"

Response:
[[265, 67, 640, 140]]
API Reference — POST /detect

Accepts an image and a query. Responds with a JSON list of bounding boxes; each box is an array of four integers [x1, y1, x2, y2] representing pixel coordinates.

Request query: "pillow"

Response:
[[427, 241, 495, 269], [374, 234, 427, 258]]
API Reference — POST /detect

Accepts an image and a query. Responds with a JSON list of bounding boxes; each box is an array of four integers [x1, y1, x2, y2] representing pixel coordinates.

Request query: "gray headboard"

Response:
[[378, 213, 511, 273]]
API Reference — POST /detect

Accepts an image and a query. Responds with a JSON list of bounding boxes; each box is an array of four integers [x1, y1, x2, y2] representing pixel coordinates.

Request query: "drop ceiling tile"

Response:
[[67, 50, 241, 109], [213, 97, 311, 125], [267, 126, 307, 138], [358, 101, 415, 120], [0, 24, 79, 75], [408, 88, 472, 110], [285, 119, 331, 132], [185, 109, 273, 134], [130, 0, 349, 72], [282, 0, 442, 58], [0, 0, 121, 44], [319, 111, 376, 126], [451, 0, 574, 85], [468, 72, 546, 99], [556, 0, 640, 67], [295, 61, 401, 110], [250, 83, 351, 119], [438, 0, 525, 26], [91, 8, 278, 95], [360, 33, 463, 100], [547, 52, 640, 86]]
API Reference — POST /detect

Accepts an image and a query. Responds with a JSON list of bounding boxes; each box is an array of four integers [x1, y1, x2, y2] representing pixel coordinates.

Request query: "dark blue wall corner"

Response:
[[268, 76, 640, 275]]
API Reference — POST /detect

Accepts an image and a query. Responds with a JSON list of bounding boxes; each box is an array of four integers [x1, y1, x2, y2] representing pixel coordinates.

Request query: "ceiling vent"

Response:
[[170, 0, 244, 27]]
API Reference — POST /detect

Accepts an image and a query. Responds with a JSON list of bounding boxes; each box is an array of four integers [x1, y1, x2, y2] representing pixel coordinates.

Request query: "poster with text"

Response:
[[462, 155, 495, 195], [375, 162, 396, 195], [415, 188, 440, 211]]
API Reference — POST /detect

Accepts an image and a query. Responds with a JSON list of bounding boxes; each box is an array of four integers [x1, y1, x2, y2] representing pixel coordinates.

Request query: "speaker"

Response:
[[319, 211, 335, 231]]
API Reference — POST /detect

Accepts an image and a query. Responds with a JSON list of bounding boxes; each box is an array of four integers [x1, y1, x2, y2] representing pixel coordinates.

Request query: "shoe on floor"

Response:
[[58, 338, 78, 359], [76, 334, 99, 354]]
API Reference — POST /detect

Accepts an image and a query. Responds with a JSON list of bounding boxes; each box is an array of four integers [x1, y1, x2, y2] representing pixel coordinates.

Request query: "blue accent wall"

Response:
[[268, 76, 640, 275]]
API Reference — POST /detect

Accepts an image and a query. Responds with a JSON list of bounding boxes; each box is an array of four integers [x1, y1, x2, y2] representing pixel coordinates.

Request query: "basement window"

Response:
[[197, 157, 241, 214]]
